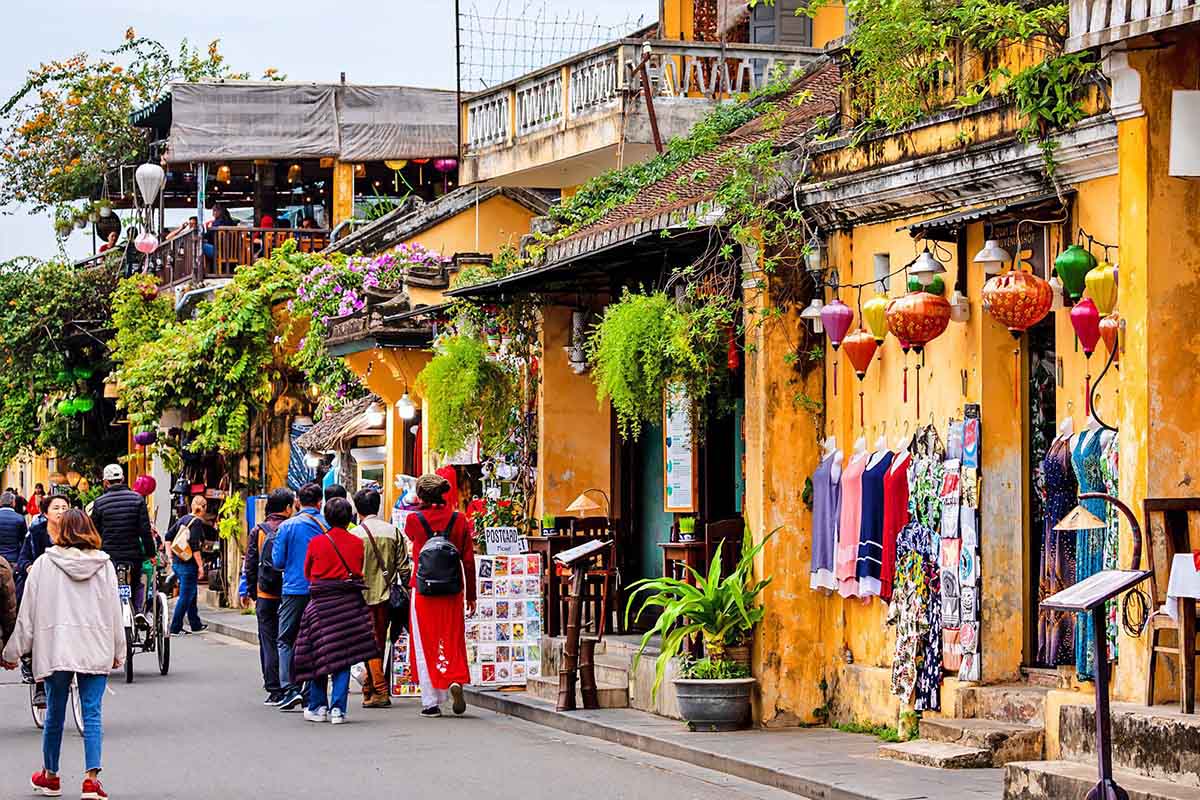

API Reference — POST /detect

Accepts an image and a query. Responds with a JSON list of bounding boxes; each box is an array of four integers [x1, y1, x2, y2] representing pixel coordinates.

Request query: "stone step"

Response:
[[1020, 665, 1067, 689], [1058, 702, 1200, 788], [1004, 760, 1200, 800], [592, 660, 630, 688], [965, 684, 1050, 726], [878, 740, 993, 769], [920, 717, 1044, 765], [526, 674, 629, 708]]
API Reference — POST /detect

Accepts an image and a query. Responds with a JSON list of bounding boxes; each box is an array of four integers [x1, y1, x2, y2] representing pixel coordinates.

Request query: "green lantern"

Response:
[[907, 274, 920, 293], [73, 366, 94, 381], [54, 369, 70, 384], [926, 274, 946, 296], [74, 396, 95, 413], [57, 399, 75, 416], [1053, 245, 1096, 301]]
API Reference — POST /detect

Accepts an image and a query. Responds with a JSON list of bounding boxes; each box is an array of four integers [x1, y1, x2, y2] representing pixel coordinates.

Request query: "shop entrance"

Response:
[[1025, 317, 1058, 666], [630, 422, 674, 584]]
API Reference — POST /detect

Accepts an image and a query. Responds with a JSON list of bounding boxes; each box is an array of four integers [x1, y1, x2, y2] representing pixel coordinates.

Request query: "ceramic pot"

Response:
[[673, 678, 756, 732]]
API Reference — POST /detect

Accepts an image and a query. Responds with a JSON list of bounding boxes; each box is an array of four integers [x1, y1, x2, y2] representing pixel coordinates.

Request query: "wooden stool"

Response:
[[1143, 498, 1200, 710]]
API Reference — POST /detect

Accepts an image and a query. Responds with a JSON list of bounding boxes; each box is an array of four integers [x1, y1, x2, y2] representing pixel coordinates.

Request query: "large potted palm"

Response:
[[625, 530, 773, 731]]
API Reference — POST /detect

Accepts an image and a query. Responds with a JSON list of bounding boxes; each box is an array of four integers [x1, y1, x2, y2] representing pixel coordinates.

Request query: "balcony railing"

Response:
[[1067, 0, 1200, 50], [463, 38, 822, 152]]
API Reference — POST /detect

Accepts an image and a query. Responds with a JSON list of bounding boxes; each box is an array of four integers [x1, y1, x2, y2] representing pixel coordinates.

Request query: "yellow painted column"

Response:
[[332, 161, 355, 227]]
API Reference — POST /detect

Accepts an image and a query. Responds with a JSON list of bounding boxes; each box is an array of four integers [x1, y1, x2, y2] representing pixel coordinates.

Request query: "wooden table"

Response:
[[659, 540, 707, 657], [1166, 553, 1200, 713], [523, 534, 579, 637]]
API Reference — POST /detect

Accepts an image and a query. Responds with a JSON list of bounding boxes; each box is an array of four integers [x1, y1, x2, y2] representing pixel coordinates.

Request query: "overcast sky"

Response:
[[0, 0, 655, 263]]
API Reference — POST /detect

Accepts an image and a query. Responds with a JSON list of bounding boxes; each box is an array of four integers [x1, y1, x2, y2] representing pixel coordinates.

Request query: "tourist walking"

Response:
[[0, 491, 28, 567], [16, 493, 70, 708], [272, 482, 327, 711], [0, 555, 15, 656], [2, 509, 124, 800], [353, 487, 410, 708], [26, 483, 46, 521], [292, 497, 377, 725], [405, 471, 475, 718], [90, 464, 155, 617], [242, 487, 294, 705], [167, 495, 209, 635]]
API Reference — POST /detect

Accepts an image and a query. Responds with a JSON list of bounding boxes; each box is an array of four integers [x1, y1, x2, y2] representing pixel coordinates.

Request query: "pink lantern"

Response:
[[819, 299, 854, 350], [134, 231, 159, 254], [1070, 297, 1101, 356], [133, 474, 157, 497], [433, 158, 458, 173]]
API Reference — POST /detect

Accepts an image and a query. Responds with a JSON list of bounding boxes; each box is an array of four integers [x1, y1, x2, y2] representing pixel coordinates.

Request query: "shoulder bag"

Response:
[[363, 522, 410, 635]]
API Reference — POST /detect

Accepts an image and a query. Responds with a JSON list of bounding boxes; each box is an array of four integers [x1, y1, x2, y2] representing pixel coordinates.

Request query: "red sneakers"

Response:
[[80, 778, 108, 799], [30, 770, 61, 796]]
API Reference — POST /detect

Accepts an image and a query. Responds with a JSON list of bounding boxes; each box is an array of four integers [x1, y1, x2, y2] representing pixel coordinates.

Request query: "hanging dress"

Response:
[[880, 451, 911, 602], [835, 455, 868, 598], [1099, 433, 1120, 662], [1072, 431, 1107, 680], [856, 451, 895, 598], [1037, 436, 1077, 667], [810, 452, 842, 592]]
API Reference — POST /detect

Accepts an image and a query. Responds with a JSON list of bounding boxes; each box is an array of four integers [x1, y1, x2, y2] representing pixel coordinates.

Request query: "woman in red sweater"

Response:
[[293, 497, 377, 725], [405, 471, 476, 718]]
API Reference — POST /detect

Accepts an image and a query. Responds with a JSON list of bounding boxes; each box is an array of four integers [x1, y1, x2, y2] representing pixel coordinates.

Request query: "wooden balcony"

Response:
[[461, 38, 821, 187], [1067, 0, 1200, 50], [148, 228, 329, 290]]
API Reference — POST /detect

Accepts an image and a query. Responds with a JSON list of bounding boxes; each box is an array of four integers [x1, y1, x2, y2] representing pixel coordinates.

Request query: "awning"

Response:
[[295, 394, 384, 451], [902, 191, 1073, 242], [165, 82, 457, 164], [382, 302, 452, 325]]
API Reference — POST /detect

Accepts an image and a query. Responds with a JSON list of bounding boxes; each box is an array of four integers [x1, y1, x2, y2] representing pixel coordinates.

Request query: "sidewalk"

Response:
[[198, 602, 1003, 800]]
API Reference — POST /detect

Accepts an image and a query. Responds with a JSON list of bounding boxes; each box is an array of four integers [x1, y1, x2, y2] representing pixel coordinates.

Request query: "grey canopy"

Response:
[[166, 82, 458, 164]]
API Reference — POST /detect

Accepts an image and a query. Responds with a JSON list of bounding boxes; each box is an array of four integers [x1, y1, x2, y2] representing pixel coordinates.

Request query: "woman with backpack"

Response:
[[167, 495, 209, 635], [405, 470, 476, 718]]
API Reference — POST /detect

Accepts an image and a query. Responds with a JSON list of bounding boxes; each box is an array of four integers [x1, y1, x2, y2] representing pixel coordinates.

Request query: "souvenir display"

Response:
[[389, 635, 422, 697], [468, 554, 544, 686]]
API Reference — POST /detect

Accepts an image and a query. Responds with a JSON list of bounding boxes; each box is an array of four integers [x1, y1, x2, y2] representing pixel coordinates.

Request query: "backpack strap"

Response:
[[322, 532, 355, 578], [299, 512, 329, 534], [442, 511, 459, 538], [415, 512, 436, 538], [361, 522, 392, 585]]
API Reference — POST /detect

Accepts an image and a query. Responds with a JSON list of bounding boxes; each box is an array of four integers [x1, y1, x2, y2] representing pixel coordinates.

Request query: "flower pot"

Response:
[[672, 678, 755, 732]]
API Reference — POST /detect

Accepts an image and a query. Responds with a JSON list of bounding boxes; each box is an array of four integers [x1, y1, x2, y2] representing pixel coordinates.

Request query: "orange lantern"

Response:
[[843, 329, 878, 426], [981, 270, 1053, 338], [1099, 311, 1120, 365], [886, 292, 950, 416]]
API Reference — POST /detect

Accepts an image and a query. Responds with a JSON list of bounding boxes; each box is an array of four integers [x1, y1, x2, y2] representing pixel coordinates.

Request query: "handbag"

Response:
[[362, 523, 410, 635], [170, 516, 196, 561]]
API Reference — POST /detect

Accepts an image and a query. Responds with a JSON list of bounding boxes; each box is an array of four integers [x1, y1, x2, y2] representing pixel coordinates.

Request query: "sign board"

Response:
[[467, 554, 544, 686], [663, 385, 698, 513], [483, 526, 523, 555]]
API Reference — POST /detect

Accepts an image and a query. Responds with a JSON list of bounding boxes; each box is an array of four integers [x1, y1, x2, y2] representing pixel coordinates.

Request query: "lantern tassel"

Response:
[[903, 365, 908, 403], [833, 359, 838, 397], [915, 362, 922, 419], [1013, 348, 1020, 410], [1085, 371, 1092, 418], [859, 391, 865, 428]]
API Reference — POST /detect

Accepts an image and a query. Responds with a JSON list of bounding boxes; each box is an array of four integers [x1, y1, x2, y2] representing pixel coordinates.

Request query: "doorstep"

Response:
[[464, 687, 1003, 800]]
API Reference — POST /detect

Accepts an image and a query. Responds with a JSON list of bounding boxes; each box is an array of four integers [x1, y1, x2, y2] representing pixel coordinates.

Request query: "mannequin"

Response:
[[890, 432, 912, 473], [1055, 416, 1074, 443], [1078, 411, 1103, 449], [822, 436, 844, 482], [867, 433, 890, 470], [851, 435, 868, 459]]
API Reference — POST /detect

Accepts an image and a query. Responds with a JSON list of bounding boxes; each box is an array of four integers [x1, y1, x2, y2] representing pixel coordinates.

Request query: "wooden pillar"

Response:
[[332, 160, 355, 226]]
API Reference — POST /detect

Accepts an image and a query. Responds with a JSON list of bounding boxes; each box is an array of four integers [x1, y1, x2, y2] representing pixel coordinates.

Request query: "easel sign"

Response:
[[663, 384, 698, 514]]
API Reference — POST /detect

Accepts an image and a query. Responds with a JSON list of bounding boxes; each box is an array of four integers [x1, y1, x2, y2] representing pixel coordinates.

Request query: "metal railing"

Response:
[[1067, 0, 1200, 50], [463, 38, 822, 152]]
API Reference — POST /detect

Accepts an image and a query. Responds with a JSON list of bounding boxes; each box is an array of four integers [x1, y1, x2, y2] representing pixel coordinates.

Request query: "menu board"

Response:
[[663, 385, 698, 513], [467, 554, 545, 686]]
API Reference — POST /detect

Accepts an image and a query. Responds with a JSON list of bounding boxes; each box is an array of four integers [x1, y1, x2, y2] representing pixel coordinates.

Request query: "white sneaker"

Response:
[[303, 706, 328, 723], [330, 708, 345, 725]]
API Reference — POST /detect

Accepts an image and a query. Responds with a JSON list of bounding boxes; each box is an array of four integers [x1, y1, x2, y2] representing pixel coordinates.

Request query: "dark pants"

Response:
[[277, 594, 309, 694], [255, 597, 281, 693], [170, 561, 203, 634]]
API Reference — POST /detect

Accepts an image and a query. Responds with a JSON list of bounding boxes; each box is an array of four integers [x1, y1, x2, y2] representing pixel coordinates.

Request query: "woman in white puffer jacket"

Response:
[[2, 507, 124, 800]]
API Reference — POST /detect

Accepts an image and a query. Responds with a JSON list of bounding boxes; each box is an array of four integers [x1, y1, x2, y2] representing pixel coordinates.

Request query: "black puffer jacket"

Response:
[[91, 484, 154, 565]]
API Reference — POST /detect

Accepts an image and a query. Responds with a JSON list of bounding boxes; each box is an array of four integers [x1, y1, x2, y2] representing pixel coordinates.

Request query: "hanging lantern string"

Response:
[[1088, 342, 1120, 432], [816, 254, 920, 292], [1075, 226, 1118, 257]]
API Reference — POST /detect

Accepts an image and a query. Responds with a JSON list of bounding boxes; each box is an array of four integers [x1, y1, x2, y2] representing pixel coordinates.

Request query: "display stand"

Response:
[[553, 539, 610, 712]]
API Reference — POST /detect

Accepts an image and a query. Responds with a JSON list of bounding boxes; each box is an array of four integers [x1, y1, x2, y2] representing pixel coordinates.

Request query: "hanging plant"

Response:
[[415, 334, 519, 457]]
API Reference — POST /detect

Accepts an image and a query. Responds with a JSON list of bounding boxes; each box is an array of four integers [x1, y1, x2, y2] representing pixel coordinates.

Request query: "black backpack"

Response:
[[415, 511, 463, 597], [256, 521, 284, 596]]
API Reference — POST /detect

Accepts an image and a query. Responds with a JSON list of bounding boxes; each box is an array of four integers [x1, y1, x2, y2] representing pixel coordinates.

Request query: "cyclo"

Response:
[[114, 554, 171, 682]]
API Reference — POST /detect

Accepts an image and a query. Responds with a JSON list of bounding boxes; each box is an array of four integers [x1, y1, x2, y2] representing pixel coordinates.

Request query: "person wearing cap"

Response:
[[90, 465, 155, 617]]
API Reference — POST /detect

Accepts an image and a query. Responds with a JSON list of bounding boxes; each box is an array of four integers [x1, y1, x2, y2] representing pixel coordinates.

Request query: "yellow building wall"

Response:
[[811, 4, 847, 48], [406, 194, 533, 265]]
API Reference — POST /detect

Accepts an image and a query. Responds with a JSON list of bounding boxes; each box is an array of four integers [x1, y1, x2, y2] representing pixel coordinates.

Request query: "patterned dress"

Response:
[[1072, 431, 1107, 680], [1100, 433, 1119, 661], [889, 522, 929, 703], [1037, 436, 1077, 666]]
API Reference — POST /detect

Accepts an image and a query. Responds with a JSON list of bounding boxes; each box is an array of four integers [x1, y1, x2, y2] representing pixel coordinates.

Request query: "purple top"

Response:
[[810, 452, 841, 591]]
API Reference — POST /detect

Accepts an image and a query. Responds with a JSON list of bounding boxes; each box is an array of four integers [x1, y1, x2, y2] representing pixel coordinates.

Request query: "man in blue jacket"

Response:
[[271, 482, 326, 711], [0, 492, 27, 567]]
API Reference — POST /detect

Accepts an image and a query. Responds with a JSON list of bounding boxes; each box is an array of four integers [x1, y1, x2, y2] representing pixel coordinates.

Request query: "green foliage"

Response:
[[451, 244, 526, 289], [832, 720, 903, 742], [109, 274, 174, 368], [586, 291, 737, 440], [415, 335, 519, 457], [625, 529, 775, 698], [1007, 51, 1097, 141], [217, 492, 244, 541], [677, 656, 751, 680]]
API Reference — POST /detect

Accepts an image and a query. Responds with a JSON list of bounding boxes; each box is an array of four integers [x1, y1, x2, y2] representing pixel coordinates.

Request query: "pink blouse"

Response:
[[835, 455, 868, 598]]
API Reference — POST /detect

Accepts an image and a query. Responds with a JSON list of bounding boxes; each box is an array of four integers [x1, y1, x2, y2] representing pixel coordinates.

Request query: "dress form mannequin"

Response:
[[851, 436, 868, 460], [891, 432, 912, 473], [867, 433, 889, 469], [1056, 416, 1074, 443], [1079, 412, 1103, 449], [823, 436, 844, 482]]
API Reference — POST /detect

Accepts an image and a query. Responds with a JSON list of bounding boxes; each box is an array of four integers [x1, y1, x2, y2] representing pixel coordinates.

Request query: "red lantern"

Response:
[[1070, 298, 1101, 356], [885, 292, 951, 354], [843, 329, 878, 426], [1100, 312, 1120, 365], [981, 270, 1053, 338]]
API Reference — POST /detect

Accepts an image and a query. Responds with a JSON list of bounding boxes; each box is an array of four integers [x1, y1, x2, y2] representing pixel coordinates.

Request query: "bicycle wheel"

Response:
[[29, 681, 45, 730], [70, 680, 83, 734], [124, 626, 135, 684], [156, 593, 171, 675]]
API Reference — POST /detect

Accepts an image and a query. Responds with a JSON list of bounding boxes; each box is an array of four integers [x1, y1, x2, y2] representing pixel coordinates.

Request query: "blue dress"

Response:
[[1072, 432, 1107, 680], [809, 453, 841, 591], [855, 451, 895, 597]]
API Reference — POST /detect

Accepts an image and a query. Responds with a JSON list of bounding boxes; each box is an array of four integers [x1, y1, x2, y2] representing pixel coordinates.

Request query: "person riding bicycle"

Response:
[[90, 465, 155, 623]]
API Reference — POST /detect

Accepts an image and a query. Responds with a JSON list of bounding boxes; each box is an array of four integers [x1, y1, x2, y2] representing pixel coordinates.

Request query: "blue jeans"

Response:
[[308, 668, 351, 714], [44, 672, 105, 774], [170, 561, 203, 633], [277, 594, 309, 694]]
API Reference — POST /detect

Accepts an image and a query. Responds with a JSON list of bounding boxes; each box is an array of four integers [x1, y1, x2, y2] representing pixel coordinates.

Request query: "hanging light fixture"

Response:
[[215, 164, 232, 184], [1085, 261, 1118, 315], [804, 235, 824, 277], [820, 298, 854, 397], [800, 298, 824, 334], [134, 230, 159, 254], [287, 163, 303, 184], [909, 248, 946, 287], [1100, 312, 1121, 365], [982, 270, 1053, 338], [396, 393, 416, 420], [1054, 244, 1097, 301], [885, 292, 951, 417], [384, 159, 408, 171], [354, 163, 367, 179], [973, 239, 1011, 276], [365, 401, 385, 428], [134, 162, 166, 206], [1070, 297, 1102, 415]]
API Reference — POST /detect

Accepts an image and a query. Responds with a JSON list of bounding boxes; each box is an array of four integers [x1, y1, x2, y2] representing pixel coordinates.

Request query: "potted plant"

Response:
[[626, 530, 774, 731], [678, 516, 696, 541], [541, 512, 556, 536]]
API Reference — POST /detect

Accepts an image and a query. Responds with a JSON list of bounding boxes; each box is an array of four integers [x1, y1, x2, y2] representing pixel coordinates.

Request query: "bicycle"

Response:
[[116, 559, 171, 684], [26, 670, 83, 733]]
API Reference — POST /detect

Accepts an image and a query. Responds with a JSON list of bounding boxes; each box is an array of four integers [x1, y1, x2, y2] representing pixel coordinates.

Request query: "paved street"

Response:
[[0, 632, 797, 800]]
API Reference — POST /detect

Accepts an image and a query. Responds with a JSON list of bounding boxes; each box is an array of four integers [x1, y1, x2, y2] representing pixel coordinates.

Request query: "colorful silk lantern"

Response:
[[133, 475, 157, 497], [73, 396, 95, 413], [862, 295, 890, 345], [1053, 244, 1097, 301], [885, 292, 951, 354], [843, 329, 878, 426], [1070, 297, 1102, 415], [1085, 261, 1117, 315], [56, 399, 74, 416], [1100, 312, 1120, 365], [133, 430, 158, 446], [820, 299, 854, 397], [134, 231, 159, 254], [981, 270, 1053, 338]]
